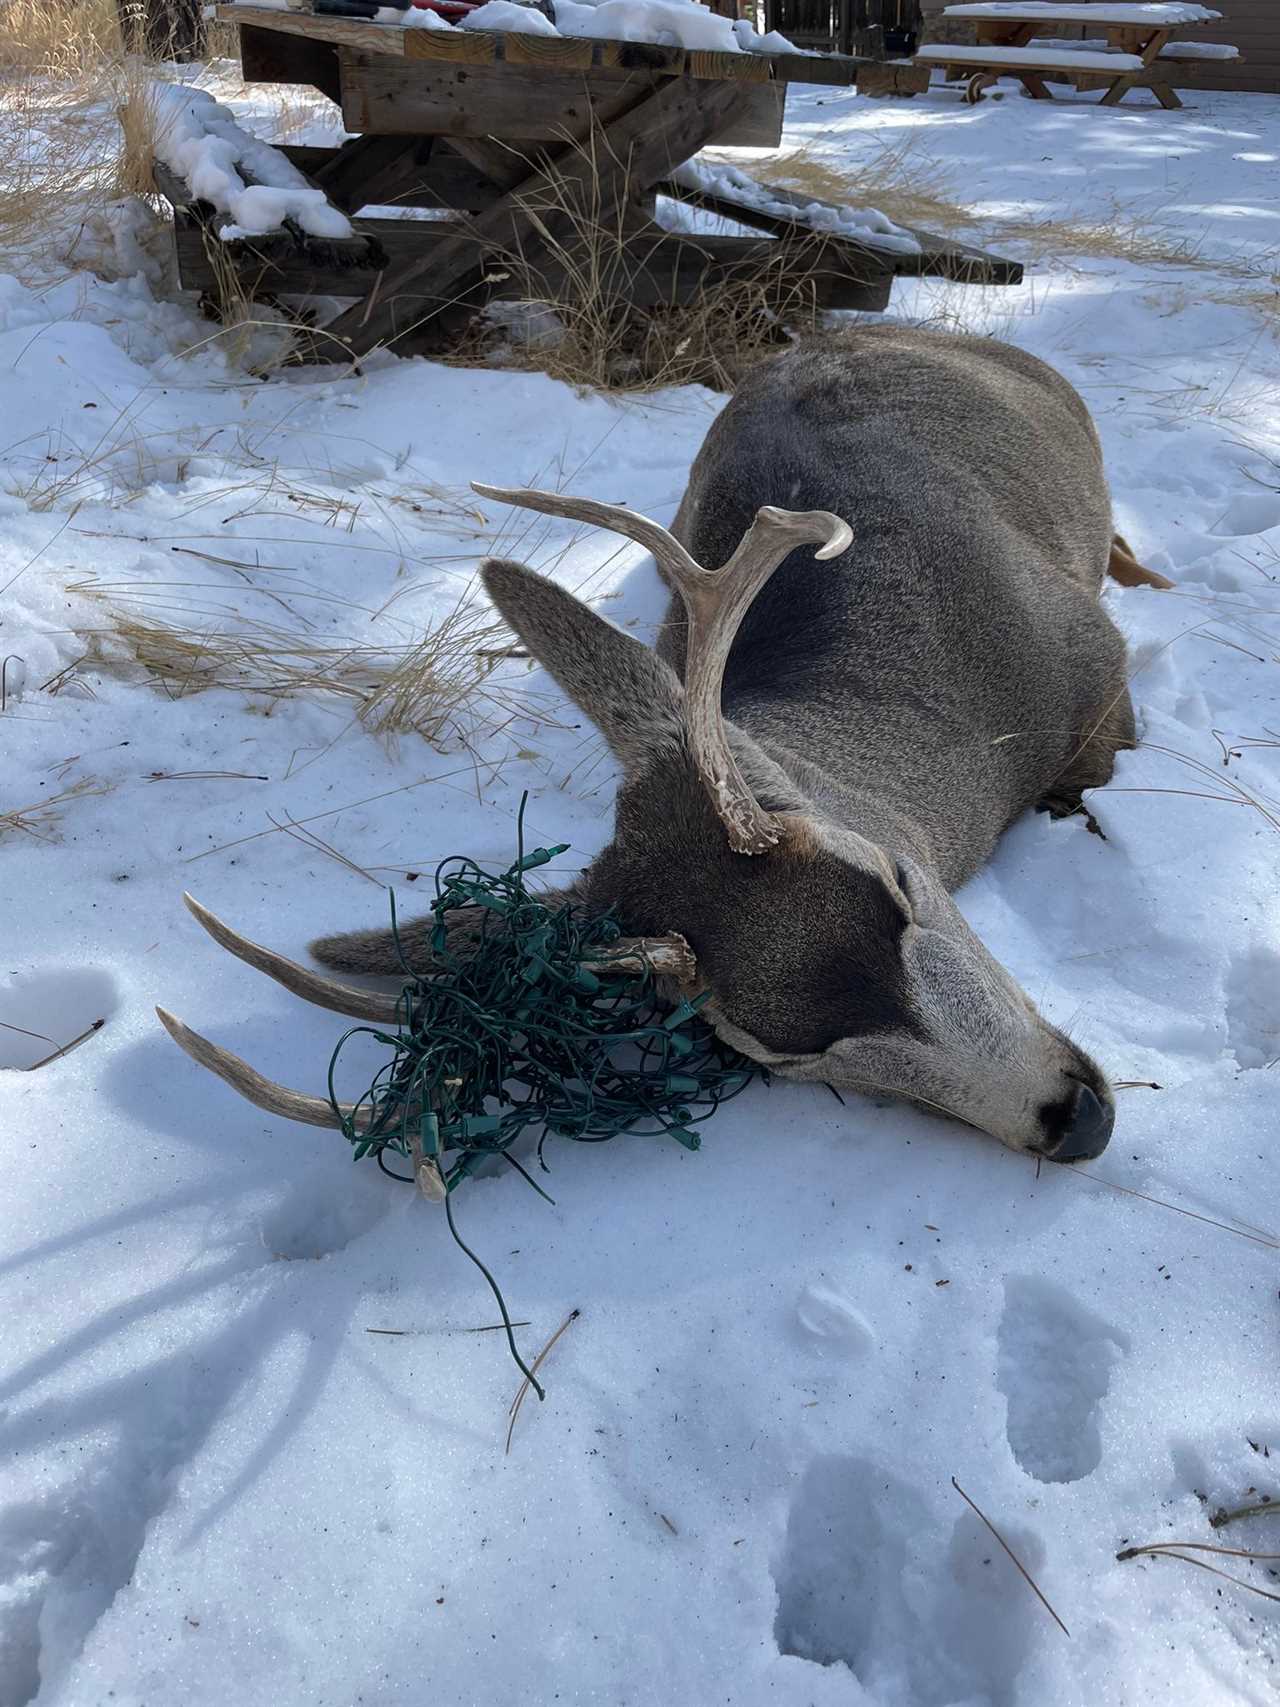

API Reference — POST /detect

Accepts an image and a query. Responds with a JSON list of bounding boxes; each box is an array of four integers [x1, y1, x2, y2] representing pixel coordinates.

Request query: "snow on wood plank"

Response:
[[670, 161, 922, 255], [1022, 33, 1240, 56], [151, 84, 354, 240], [943, 3, 1222, 23], [917, 41, 1145, 68]]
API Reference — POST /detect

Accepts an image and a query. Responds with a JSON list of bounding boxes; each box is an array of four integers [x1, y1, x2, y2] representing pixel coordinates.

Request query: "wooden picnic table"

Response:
[[917, 2, 1232, 106], [153, 3, 1023, 360]]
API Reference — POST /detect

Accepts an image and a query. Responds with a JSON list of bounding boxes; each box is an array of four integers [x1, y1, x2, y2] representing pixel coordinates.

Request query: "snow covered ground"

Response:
[[2, 62, 1279, 1707]]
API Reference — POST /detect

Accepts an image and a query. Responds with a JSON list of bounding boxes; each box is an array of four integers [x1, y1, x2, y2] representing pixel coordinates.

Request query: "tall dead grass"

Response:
[[76, 578, 514, 748], [0, 0, 164, 260], [450, 136, 822, 393]]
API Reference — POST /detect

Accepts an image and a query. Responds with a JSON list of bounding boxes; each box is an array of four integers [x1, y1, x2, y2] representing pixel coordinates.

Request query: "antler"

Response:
[[155, 1005, 446, 1199], [183, 893, 405, 1022], [473, 482, 852, 854]]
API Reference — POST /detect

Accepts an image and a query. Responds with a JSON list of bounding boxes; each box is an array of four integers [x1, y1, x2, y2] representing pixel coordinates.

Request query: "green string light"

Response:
[[327, 797, 762, 1387]]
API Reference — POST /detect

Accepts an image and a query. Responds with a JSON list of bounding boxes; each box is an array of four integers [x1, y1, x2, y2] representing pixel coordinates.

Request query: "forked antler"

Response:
[[473, 482, 853, 854], [157, 898, 697, 1177]]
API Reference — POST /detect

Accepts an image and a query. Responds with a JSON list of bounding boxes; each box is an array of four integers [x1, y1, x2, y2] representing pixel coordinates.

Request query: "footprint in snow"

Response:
[[997, 1276, 1129, 1485], [0, 967, 117, 1071], [1208, 493, 1280, 539], [773, 1457, 1045, 1704], [1224, 943, 1280, 1072], [260, 1174, 389, 1261]]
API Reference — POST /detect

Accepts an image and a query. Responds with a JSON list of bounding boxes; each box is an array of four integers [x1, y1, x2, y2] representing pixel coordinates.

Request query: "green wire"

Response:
[[327, 795, 762, 1380]]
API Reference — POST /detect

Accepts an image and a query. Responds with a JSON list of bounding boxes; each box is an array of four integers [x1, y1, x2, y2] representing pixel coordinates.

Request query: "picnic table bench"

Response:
[[151, 1, 1024, 361], [916, 2, 1238, 106]]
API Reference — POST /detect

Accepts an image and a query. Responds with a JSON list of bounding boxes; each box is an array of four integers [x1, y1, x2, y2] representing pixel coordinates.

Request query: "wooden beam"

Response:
[[238, 21, 342, 102], [337, 51, 647, 138], [855, 59, 930, 96], [683, 49, 770, 81], [594, 40, 686, 74], [155, 159, 383, 272], [402, 27, 499, 64], [172, 218, 894, 315], [281, 137, 499, 211], [217, 3, 407, 53], [767, 52, 859, 84], [171, 213, 464, 296], [499, 34, 595, 72], [659, 172, 1024, 285]]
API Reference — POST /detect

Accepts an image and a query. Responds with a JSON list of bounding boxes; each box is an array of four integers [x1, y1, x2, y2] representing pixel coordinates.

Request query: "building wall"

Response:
[[917, 0, 1279, 92]]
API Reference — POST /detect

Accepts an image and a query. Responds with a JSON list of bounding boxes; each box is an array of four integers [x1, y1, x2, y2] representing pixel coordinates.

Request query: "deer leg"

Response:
[[1038, 683, 1136, 825], [1108, 533, 1174, 590]]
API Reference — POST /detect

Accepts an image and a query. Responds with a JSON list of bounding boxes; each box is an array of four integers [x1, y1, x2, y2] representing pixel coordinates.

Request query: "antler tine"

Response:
[[155, 1006, 370, 1132], [472, 482, 703, 582], [591, 934, 697, 984], [183, 894, 403, 1024], [473, 482, 850, 855], [677, 506, 852, 853]]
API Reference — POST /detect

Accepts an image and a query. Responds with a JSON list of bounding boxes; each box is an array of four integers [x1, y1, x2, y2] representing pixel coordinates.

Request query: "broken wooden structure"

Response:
[[156, 3, 1022, 361]]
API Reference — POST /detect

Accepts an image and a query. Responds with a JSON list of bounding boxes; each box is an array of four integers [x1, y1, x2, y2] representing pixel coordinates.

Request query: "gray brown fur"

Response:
[[314, 326, 1140, 1160]]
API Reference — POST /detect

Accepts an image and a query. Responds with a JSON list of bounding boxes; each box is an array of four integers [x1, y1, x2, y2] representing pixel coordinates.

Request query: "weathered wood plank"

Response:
[[716, 83, 785, 146], [218, 3, 407, 54], [172, 217, 893, 315], [281, 137, 497, 210], [594, 39, 686, 74], [171, 213, 461, 296], [499, 33, 595, 71], [766, 52, 858, 84], [658, 172, 1024, 285], [238, 21, 342, 101], [855, 59, 930, 96], [403, 27, 500, 64], [684, 48, 770, 81], [338, 50, 646, 138]]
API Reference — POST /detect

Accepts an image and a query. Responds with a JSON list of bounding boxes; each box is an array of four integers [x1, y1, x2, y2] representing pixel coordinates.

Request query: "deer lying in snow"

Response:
[[161, 326, 1173, 1163]]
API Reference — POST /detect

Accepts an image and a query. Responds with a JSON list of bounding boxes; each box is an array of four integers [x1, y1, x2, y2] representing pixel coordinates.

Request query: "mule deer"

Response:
[[162, 327, 1168, 1162]]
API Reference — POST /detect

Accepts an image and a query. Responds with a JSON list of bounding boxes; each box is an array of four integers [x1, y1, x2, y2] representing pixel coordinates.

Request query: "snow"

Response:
[[917, 42, 1146, 69], [1022, 34, 1241, 57], [3, 58, 1280, 1707], [149, 84, 354, 241], [672, 159, 923, 254], [459, 0, 559, 31], [942, 1, 1222, 22]]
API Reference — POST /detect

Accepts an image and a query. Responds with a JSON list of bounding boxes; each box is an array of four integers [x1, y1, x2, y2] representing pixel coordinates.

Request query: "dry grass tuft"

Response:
[[115, 58, 160, 199], [81, 596, 511, 747], [1, 778, 111, 842], [448, 136, 821, 394]]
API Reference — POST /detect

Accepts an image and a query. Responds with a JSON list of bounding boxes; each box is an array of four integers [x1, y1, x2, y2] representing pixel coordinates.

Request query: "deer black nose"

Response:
[[1044, 1082, 1114, 1163]]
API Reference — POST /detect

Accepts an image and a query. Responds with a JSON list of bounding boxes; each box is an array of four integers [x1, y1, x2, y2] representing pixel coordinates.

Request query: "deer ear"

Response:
[[482, 557, 684, 769]]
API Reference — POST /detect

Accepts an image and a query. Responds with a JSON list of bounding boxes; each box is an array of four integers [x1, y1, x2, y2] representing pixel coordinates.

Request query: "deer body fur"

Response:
[[308, 327, 1146, 1161], [664, 325, 1135, 885]]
